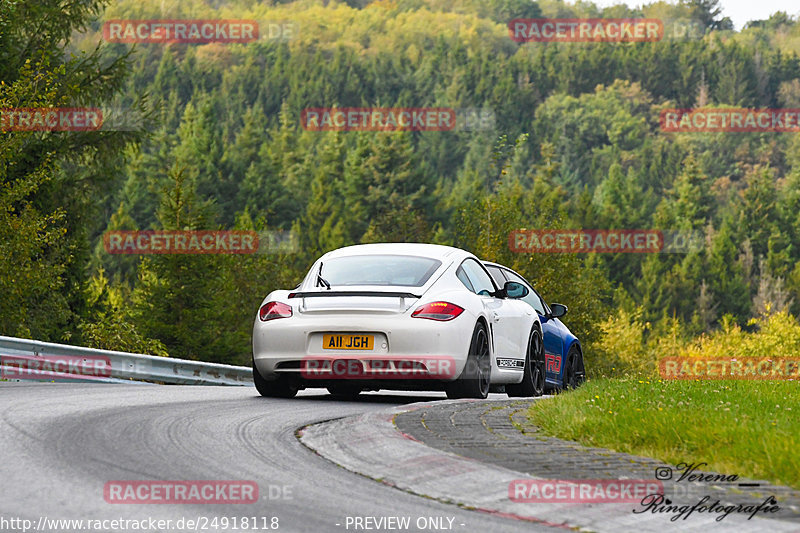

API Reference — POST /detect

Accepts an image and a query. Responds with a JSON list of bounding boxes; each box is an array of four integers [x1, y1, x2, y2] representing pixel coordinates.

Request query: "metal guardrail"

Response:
[[0, 335, 252, 385]]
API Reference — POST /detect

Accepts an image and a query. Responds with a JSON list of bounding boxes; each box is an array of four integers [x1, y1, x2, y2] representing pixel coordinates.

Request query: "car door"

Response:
[[458, 259, 525, 359], [484, 265, 533, 359], [501, 269, 564, 384]]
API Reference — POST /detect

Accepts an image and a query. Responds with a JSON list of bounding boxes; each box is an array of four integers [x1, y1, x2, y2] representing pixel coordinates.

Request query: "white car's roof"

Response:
[[319, 243, 470, 262]]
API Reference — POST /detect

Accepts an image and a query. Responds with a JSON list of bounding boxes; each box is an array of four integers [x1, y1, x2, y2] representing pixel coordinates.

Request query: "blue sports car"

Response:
[[483, 261, 585, 395]]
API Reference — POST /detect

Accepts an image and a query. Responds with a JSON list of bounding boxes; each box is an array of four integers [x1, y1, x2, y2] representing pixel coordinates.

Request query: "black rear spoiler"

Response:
[[288, 291, 421, 299]]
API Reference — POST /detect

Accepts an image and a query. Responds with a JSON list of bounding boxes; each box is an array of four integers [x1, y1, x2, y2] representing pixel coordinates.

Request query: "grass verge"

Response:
[[528, 378, 800, 489]]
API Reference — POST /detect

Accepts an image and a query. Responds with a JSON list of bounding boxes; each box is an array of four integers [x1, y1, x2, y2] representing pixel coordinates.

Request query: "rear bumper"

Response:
[[252, 312, 474, 385]]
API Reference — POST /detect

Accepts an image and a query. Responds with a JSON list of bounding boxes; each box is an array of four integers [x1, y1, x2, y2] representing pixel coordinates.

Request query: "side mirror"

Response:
[[503, 281, 529, 299], [549, 303, 568, 318]]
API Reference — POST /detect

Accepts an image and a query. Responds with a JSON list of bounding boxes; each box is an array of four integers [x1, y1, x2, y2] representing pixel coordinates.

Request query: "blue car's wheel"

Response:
[[563, 346, 585, 390]]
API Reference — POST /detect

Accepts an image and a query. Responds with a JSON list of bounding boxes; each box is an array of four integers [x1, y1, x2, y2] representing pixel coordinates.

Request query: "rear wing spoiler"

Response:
[[288, 291, 421, 299]]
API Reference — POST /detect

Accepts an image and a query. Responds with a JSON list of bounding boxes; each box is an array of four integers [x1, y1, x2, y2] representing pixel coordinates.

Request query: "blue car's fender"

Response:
[[540, 315, 581, 388]]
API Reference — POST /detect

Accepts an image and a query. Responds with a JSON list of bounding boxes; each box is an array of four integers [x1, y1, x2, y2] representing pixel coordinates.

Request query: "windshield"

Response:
[[314, 255, 442, 288]]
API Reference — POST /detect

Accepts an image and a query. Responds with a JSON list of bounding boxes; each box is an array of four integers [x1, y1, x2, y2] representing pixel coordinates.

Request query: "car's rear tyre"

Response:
[[253, 361, 299, 398], [327, 383, 362, 399], [506, 327, 545, 398], [446, 321, 491, 399], [562, 345, 585, 390]]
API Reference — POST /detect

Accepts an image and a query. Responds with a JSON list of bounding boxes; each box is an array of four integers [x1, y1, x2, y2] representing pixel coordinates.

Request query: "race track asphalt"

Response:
[[0, 384, 550, 533]]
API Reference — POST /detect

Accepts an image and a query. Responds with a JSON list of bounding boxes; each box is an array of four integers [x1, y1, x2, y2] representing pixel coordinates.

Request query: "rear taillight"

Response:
[[259, 301, 293, 321], [411, 301, 464, 321]]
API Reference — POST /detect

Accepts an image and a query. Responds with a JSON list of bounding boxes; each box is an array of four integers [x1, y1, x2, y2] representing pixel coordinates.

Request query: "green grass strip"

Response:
[[528, 378, 800, 489]]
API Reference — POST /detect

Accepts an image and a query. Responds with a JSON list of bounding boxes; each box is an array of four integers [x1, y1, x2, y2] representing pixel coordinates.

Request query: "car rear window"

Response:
[[317, 255, 442, 287]]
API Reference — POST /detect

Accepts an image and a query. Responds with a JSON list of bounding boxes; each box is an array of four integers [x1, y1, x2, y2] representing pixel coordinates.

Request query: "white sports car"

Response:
[[252, 243, 543, 399]]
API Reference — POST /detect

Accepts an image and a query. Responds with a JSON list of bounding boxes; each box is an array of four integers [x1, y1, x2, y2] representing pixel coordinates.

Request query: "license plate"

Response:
[[322, 334, 374, 350]]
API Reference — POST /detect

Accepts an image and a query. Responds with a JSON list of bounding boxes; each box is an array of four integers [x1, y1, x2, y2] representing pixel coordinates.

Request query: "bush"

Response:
[[592, 305, 800, 378]]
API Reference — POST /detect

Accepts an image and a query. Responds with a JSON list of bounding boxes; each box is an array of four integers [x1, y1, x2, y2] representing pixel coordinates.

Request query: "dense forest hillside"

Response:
[[5, 0, 800, 371]]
